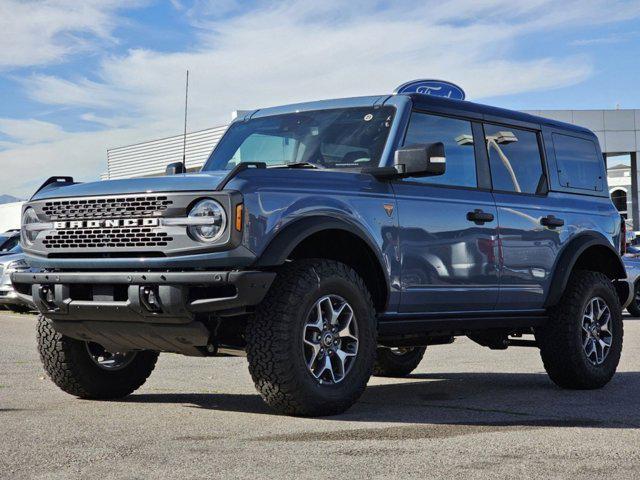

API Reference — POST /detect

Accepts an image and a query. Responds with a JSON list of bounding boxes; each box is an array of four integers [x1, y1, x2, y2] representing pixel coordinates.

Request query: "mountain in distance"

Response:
[[0, 194, 22, 205]]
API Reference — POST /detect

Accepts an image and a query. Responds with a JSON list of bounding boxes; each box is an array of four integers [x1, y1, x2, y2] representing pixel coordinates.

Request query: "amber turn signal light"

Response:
[[235, 204, 243, 231]]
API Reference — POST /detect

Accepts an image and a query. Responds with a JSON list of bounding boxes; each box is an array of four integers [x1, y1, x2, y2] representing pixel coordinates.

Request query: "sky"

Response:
[[1, 0, 640, 198]]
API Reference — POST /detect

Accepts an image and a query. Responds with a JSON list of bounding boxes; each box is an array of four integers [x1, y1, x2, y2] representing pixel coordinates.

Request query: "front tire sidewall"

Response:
[[247, 260, 377, 416], [37, 315, 158, 399], [291, 276, 375, 402]]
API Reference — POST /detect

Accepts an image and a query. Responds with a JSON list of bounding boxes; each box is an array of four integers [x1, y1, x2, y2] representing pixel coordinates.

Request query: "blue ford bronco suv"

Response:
[[13, 85, 630, 416]]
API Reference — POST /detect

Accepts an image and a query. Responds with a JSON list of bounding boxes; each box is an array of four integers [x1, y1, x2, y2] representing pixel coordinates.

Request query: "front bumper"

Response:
[[11, 269, 275, 355], [11, 270, 275, 322], [0, 288, 26, 307]]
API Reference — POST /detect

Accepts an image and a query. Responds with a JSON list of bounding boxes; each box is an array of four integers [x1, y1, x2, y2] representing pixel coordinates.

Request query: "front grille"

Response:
[[42, 228, 173, 249], [42, 196, 173, 220]]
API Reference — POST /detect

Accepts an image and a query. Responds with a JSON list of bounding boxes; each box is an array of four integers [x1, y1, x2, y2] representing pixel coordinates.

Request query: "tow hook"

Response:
[[140, 286, 162, 313]]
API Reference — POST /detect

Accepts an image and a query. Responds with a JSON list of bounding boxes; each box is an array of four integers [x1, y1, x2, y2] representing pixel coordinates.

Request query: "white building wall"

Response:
[[104, 125, 228, 180], [524, 109, 639, 154], [0, 202, 24, 232]]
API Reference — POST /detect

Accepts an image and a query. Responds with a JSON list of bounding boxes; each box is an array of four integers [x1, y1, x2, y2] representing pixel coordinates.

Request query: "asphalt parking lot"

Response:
[[2, 312, 640, 479]]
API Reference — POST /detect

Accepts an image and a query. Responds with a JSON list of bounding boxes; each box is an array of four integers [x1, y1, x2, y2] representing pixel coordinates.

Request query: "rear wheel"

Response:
[[37, 315, 158, 399], [246, 259, 377, 416], [373, 347, 426, 377], [536, 271, 623, 389], [626, 282, 640, 317]]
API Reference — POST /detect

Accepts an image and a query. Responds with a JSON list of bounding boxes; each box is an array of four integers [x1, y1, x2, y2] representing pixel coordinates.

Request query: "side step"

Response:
[[378, 312, 548, 337]]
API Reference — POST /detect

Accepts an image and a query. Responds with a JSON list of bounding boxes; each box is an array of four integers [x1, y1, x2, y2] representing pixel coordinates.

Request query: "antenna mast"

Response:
[[182, 69, 189, 169]]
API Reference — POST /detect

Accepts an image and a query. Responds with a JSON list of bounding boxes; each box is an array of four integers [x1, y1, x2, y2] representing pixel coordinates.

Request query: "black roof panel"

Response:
[[406, 93, 594, 136]]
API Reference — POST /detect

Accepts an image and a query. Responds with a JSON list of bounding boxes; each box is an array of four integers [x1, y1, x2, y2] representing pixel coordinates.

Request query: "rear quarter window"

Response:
[[552, 133, 604, 191]]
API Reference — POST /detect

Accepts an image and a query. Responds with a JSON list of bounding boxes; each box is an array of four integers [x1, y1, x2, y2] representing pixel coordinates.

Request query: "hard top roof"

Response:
[[406, 93, 593, 136], [244, 93, 594, 137]]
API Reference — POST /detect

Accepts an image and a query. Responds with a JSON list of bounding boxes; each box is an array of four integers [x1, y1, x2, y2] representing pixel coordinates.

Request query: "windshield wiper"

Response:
[[217, 161, 325, 190], [272, 162, 325, 169]]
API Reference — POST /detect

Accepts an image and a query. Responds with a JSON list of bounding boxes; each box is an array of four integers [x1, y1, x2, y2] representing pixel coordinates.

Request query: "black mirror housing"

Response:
[[165, 162, 186, 175], [394, 142, 446, 177]]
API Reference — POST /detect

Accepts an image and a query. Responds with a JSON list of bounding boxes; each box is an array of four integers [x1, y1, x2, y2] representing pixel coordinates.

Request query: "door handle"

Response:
[[540, 215, 564, 228], [466, 209, 495, 224]]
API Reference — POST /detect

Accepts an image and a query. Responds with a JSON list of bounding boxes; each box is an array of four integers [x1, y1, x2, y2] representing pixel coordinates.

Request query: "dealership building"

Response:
[[101, 107, 640, 228]]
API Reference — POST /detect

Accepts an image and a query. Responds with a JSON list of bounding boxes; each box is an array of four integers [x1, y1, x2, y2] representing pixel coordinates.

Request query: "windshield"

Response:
[[8, 244, 22, 254], [204, 107, 395, 171], [0, 235, 19, 253]]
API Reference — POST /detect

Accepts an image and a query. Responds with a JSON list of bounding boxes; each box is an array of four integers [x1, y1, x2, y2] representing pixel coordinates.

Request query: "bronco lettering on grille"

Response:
[[53, 218, 160, 229]]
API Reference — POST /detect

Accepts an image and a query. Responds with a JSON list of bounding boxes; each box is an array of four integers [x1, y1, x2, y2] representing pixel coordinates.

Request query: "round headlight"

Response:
[[187, 199, 226, 243], [21, 207, 39, 246]]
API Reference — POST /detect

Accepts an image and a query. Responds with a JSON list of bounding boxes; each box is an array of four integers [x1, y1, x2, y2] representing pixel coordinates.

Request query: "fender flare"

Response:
[[544, 232, 625, 307], [254, 215, 391, 295], [256, 216, 384, 266]]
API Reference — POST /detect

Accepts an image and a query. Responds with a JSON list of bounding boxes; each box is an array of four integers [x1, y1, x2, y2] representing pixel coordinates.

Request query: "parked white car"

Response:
[[0, 232, 34, 312], [623, 254, 640, 316], [0, 230, 20, 253]]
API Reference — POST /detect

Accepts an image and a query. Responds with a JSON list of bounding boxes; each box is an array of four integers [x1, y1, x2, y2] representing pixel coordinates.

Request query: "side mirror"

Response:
[[165, 162, 186, 175], [394, 142, 446, 177]]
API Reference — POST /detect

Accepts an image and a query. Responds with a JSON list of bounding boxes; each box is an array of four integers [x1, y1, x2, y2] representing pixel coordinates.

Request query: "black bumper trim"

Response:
[[12, 270, 276, 320], [12, 270, 259, 285]]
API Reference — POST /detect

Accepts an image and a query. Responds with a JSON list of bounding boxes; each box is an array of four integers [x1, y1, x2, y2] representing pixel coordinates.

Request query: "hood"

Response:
[[0, 252, 25, 266], [32, 171, 230, 201]]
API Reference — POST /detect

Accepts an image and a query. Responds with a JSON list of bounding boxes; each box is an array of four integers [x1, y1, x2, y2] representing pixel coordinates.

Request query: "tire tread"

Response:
[[246, 259, 376, 416], [537, 270, 623, 389], [37, 315, 158, 399]]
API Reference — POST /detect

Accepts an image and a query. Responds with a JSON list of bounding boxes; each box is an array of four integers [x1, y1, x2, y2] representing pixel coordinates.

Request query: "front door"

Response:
[[394, 111, 499, 313]]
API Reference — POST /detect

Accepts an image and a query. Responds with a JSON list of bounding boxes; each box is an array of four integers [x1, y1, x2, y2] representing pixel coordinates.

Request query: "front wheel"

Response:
[[536, 271, 623, 390], [373, 347, 426, 377], [246, 259, 377, 416], [37, 315, 159, 399], [626, 282, 640, 317]]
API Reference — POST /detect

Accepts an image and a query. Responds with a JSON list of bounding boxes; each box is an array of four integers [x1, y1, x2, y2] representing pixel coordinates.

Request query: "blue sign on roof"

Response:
[[394, 79, 466, 100]]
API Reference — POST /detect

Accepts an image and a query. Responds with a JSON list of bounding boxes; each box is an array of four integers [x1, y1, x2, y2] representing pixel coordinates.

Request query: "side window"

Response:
[[403, 112, 477, 188], [552, 133, 603, 191], [484, 124, 544, 194]]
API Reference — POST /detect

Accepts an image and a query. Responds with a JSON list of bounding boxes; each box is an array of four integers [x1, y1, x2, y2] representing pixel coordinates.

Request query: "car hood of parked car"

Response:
[[0, 251, 26, 266]]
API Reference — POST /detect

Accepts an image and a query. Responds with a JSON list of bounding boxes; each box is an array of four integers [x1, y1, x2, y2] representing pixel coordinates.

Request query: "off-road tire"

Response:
[[37, 315, 159, 399], [246, 259, 377, 416], [373, 347, 426, 377], [536, 270, 623, 389], [627, 282, 640, 317]]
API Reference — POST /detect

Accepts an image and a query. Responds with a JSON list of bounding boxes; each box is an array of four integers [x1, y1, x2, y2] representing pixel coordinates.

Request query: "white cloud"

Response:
[[21, 0, 609, 127], [0, 0, 141, 69], [0, 118, 65, 145], [571, 31, 639, 46], [0, 123, 162, 196], [2, 0, 640, 197]]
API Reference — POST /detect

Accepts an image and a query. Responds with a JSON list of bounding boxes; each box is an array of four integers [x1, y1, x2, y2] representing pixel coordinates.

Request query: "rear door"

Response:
[[393, 111, 500, 313], [483, 122, 563, 310]]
